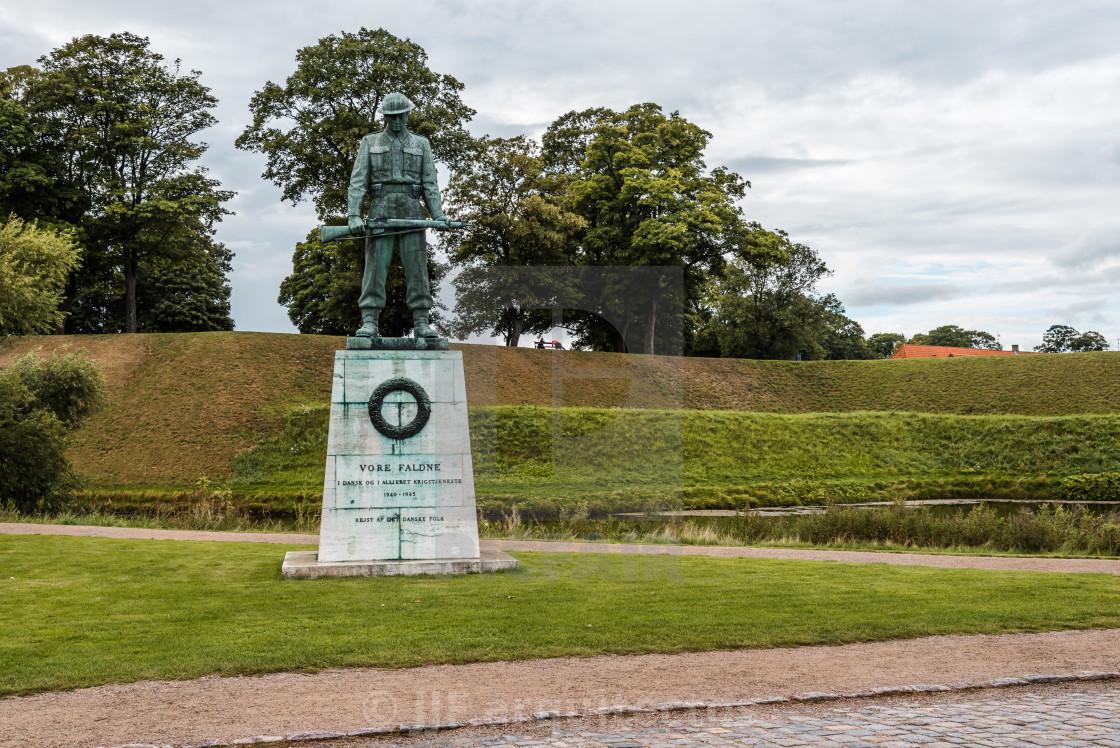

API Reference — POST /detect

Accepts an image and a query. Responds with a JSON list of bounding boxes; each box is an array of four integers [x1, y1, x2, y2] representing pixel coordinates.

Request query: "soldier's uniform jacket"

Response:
[[347, 129, 445, 222]]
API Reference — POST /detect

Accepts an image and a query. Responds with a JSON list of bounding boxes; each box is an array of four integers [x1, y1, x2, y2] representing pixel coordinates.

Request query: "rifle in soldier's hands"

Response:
[[320, 218, 469, 244]]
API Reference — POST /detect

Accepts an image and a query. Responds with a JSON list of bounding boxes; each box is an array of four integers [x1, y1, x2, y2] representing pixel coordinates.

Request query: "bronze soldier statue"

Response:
[[347, 92, 448, 338]]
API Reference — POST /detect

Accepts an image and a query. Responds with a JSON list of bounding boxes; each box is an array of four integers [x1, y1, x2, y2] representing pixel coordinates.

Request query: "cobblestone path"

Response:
[[436, 690, 1120, 748]]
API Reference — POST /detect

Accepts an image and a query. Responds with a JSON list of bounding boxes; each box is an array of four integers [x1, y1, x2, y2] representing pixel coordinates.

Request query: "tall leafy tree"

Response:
[[237, 28, 473, 332], [442, 136, 585, 346], [695, 224, 869, 360], [682, 273, 723, 357], [136, 231, 234, 333], [0, 85, 60, 223], [558, 103, 749, 354], [541, 107, 617, 174], [236, 27, 475, 218], [10, 33, 234, 333], [709, 225, 833, 360], [867, 332, 906, 358], [1035, 324, 1110, 352], [1070, 331, 1109, 352], [909, 325, 1001, 350], [817, 298, 872, 360]]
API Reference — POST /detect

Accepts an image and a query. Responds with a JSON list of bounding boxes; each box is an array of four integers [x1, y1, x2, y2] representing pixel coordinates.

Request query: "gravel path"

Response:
[[2, 630, 1119, 747], [493, 540, 1120, 575], [0, 522, 319, 545], [5, 523, 1120, 575]]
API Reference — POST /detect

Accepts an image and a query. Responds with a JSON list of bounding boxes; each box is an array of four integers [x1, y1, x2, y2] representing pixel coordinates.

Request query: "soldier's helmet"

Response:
[[381, 92, 416, 116]]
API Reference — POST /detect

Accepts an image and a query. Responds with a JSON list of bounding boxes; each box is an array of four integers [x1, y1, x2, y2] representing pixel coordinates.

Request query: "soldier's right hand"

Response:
[[348, 216, 366, 234]]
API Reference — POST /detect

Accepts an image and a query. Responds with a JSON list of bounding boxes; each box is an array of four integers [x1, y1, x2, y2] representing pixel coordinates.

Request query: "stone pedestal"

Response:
[[283, 338, 516, 578], [282, 541, 517, 579]]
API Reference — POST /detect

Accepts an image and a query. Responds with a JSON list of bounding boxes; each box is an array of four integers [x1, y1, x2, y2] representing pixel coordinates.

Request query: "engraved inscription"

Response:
[[329, 454, 467, 509]]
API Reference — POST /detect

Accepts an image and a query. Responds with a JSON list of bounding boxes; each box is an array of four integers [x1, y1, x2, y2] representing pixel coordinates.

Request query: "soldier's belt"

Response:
[[373, 183, 419, 194]]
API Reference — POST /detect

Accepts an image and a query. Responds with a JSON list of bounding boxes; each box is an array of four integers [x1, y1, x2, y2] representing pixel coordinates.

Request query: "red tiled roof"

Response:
[[890, 344, 1042, 359]]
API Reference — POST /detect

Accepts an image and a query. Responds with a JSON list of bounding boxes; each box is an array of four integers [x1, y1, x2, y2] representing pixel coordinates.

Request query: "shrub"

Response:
[[1059, 473, 1120, 502], [0, 216, 81, 337], [0, 349, 104, 513]]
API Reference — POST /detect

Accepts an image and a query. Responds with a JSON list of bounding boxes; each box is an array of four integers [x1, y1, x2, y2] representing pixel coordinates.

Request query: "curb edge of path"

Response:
[[99, 670, 1120, 748]]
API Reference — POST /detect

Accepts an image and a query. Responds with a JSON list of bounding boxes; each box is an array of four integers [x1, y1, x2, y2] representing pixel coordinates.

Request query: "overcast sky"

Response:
[[2, 1, 1118, 350]]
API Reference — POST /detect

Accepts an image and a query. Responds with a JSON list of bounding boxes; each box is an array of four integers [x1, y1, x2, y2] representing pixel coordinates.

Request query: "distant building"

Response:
[[890, 344, 1041, 359]]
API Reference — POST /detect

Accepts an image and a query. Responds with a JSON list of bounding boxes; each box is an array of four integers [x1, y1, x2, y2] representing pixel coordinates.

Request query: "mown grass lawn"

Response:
[[3, 534, 1120, 697]]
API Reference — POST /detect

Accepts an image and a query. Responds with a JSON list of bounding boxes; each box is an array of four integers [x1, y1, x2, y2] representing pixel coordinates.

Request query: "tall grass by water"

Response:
[[8, 493, 1120, 557], [0, 477, 320, 534], [481, 502, 1120, 556]]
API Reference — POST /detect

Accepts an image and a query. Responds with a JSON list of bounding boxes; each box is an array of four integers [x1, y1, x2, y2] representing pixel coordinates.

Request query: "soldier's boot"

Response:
[[412, 310, 439, 338], [355, 309, 380, 338]]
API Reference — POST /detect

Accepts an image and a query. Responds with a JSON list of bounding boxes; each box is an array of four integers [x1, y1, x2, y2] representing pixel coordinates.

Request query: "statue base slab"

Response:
[[346, 336, 449, 351], [281, 543, 518, 579]]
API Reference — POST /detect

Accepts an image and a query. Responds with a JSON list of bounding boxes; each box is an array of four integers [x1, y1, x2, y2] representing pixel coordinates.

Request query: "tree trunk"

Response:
[[54, 273, 79, 334], [613, 313, 630, 353], [644, 297, 657, 355], [124, 254, 138, 333], [508, 312, 524, 347]]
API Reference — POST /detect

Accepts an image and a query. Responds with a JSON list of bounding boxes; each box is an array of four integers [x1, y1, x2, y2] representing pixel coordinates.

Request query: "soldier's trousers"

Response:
[[358, 230, 432, 312]]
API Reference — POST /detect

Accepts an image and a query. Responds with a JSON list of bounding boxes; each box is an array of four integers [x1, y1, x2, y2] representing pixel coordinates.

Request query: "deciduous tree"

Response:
[[867, 332, 905, 359], [1035, 324, 1110, 353], [909, 325, 1002, 350], [558, 103, 749, 354], [817, 299, 872, 360], [0, 91, 62, 223], [1069, 330, 1110, 352], [709, 225, 835, 360], [442, 136, 585, 346], [235, 27, 475, 220], [8, 33, 234, 333]]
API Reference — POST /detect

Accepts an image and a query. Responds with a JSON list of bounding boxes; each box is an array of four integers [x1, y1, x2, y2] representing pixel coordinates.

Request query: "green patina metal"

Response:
[[320, 218, 468, 244], [367, 376, 432, 440], [337, 92, 464, 340]]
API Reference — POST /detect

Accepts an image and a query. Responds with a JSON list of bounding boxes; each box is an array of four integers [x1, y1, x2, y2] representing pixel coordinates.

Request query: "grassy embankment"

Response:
[[3, 533, 1120, 696], [222, 405, 1120, 518], [3, 333, 1119, 517]]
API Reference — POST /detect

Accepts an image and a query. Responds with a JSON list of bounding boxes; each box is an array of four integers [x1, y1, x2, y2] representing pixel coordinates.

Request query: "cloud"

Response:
[[1045, 298, 1112, 320], [2, 0, 1119, 344], [843, 283, 973, 307], [725, 156, 853, 175], [1049, 223, 1120, 269]]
